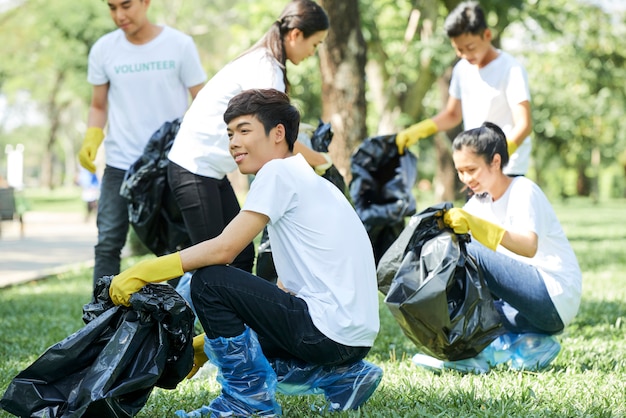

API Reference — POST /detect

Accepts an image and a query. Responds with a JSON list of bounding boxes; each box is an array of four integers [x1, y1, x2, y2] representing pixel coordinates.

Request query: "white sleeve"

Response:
[[87, 38, 108, 85], [505, 63, 531, 107], [179, 36, 207, 87]]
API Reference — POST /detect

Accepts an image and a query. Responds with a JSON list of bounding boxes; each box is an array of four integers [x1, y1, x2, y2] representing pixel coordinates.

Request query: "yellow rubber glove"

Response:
[[186, 333, 209, 379], [507, 139, 518, 157], [443, 208, 506, 251], [395, 118, 438, 154], [78, 127, 105, 173], [314, 152, 333, 176], [109, 252, 184, 306]]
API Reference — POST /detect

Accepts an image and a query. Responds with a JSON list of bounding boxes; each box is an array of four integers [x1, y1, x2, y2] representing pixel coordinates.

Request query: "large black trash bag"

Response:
[[349, 134, 418, 263], [0, 277, 195, 418], [256, 121, 348, 282], [377, 203, 503, 361], [120, 119, 190, 256]]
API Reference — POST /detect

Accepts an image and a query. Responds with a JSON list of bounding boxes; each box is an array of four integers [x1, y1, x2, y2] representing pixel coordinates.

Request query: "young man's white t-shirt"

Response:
[[243, 154, 380, 347], [88, 26, 207, 170], [168, 48, 285, 179], [450, 51, 532, 175], [464, 177, 582, 326]]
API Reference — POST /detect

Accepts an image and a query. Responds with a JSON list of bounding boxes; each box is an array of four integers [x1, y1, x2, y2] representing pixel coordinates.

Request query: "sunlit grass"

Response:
[[1, 198, 625, 417]]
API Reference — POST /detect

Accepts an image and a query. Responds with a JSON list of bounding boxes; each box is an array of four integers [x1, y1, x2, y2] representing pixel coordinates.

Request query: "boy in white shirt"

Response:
[[109, 88, 382, 416], [396, 1, 532, 177], [78, 0, 206, 285]]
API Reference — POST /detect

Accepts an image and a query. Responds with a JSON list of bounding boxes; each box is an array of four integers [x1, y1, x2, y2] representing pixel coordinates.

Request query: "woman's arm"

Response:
[[500, 229, 538, 258]]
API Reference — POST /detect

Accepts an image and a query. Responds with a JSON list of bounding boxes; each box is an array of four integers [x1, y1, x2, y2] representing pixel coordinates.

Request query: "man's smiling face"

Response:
[[227, 115, 283, 175]]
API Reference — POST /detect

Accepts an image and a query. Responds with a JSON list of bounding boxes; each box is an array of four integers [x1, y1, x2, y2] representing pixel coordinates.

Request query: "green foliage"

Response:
[[1, 0, 625, 195], [521, 0, 626, 193], [20, 186, 84, 212], [0, 198, 625, 416]]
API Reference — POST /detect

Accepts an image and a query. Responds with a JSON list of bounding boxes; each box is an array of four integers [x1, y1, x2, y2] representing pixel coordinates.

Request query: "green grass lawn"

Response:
[[15, 186, 86, 213], [0, 197, 625, 417]]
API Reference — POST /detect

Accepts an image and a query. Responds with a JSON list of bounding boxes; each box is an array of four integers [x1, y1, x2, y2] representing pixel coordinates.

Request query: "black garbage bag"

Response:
[[0, 277, 195, 418], [349, 134, 417, 263], [378, 202, 503, 361], [120, 119, 190, 256], [308, 121, 350, 201], [256, 121, 347, 282]]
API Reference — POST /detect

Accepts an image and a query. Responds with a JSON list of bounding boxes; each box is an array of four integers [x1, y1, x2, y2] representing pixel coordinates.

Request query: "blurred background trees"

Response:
[[0, 0, 624, 202]]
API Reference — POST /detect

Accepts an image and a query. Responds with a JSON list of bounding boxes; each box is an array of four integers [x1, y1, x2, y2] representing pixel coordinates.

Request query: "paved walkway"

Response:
[[0, 211, 98, 288]]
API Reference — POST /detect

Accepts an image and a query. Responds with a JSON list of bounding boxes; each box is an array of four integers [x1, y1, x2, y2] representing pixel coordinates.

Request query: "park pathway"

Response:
[[0, 211, 97, 288]]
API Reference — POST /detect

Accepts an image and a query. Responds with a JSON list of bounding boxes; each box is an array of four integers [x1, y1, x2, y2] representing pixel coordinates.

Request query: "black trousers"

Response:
[[167, 161, 254, 272], [190, 265, 370, 366]]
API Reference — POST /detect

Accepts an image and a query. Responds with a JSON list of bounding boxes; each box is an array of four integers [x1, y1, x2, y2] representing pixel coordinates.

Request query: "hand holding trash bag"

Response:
[[395, 119, 438, 154], [110, 252, 184, 306], [187, 334, 209, 379], [0, 276, 195, 418], [443, 208, 505, 251]]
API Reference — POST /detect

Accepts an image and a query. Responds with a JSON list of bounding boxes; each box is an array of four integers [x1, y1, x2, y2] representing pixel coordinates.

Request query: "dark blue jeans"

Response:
[[167, 162, 254, 272], [467, 240, 564, 334], [93, 166, 129, 284], [190, 265, 370, 366]]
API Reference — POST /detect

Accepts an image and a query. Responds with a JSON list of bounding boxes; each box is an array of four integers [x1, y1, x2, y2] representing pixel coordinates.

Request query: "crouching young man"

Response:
[[109, 88, 382, 416]]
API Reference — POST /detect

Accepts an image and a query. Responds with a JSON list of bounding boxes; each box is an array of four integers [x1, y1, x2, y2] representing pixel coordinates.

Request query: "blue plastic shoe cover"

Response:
[[272, 358, 325, 396], [176, 327, 281, 417], [174, 405, 211, 417], [508, 333, 561, 371], [412, 332, 561, 374], [271, 358, 383, 411], [411, 352, 492, 374], [324, 360, 383, 411]]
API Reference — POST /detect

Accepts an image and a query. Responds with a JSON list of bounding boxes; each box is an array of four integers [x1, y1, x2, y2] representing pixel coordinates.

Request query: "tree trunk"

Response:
[[318, 0, 367, 184], [41, 70, 67, 189], [433, 68, 459, 202], [576, 163, 591, 197]]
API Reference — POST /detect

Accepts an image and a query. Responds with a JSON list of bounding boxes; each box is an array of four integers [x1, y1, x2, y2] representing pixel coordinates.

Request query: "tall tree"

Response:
[[318, 0, 368, 183]]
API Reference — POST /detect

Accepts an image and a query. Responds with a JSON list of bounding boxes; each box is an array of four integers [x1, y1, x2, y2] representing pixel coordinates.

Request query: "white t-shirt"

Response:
[[243, 154, 380, 347], [464, 177, 582, 326], [450, 51, 531, 175], [168, 48, 286, 178], [88, 26, 207, 170]]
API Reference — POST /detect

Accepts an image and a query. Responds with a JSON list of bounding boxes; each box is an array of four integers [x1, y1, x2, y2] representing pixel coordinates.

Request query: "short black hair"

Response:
[[452, 121, 509, 169], [224, 89, 300, 152], [444, 1, 488, 38]]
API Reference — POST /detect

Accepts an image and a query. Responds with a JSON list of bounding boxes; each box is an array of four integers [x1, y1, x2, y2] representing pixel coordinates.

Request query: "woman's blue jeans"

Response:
[[467, 240, 564, 334]]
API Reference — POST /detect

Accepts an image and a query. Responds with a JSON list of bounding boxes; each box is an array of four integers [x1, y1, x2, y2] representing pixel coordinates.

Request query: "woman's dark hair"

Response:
[[244, 0, 329, 92], [224, 88, 300, 152], [444, 1, 488, 38], [452, 121, 509, 169]]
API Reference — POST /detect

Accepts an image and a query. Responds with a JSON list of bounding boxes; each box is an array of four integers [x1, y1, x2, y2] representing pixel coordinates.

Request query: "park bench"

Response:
[[0, 187, 24, 238]]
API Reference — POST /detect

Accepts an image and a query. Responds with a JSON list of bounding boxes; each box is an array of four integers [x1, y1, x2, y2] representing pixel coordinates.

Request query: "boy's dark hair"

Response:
[[224, 89, 300, 152], [452, 121, 509, 169], [444, 1, 488, 38]]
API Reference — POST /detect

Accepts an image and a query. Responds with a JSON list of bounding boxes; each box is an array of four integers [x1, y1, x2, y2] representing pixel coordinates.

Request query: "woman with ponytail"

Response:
[[167, 1, 330, 272]]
